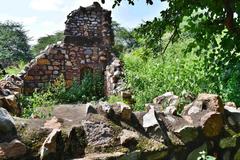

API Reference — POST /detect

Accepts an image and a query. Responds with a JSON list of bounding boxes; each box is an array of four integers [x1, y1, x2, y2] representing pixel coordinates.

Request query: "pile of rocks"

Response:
[[105, 58, 124, 95], [0, 75, 23, 115], [0, 92, 240, 159]]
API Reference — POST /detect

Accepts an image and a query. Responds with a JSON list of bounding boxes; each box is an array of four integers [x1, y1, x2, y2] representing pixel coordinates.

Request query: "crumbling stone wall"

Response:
[[20, 2, 116, 94], [20, 45, 66, 93]]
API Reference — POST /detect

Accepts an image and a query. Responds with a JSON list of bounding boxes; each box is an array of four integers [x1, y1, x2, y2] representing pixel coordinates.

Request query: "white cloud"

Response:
[[29, 0, 64, 11], [0, 15, 37, 25]]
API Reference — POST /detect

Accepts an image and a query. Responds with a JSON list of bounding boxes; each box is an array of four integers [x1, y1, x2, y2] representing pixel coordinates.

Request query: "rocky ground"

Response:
[[1, 82, 240, 160]]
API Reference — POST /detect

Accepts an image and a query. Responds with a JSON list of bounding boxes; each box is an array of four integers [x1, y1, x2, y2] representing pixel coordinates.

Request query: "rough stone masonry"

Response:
[[19, 2, 124, 95]]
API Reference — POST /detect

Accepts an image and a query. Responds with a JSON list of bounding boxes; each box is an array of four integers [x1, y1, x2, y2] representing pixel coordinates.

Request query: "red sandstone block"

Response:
[[37, 59, 50, 65], [24, 76, 34, 81], [45, 70, 52, 75]]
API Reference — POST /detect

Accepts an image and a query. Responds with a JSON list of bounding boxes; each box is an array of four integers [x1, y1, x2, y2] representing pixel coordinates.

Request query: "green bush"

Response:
[[20, 72, 104, 118], [107, 95, 126, 105], [56, 72, 104, 103], [123, 39, 212, 110], [219, 67, 240, 105]]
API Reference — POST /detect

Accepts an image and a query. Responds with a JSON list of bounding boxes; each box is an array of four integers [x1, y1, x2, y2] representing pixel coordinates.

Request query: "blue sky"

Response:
[[0, 0, 167, 44]]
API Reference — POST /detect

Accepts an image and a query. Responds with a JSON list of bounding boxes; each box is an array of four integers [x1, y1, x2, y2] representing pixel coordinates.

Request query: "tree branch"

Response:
[[162, 29, 177, 55]]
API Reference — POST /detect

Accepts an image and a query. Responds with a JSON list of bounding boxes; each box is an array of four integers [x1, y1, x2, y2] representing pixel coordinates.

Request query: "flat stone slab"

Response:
[[72, 152, 125, 160], [52, 104, 87, 127]]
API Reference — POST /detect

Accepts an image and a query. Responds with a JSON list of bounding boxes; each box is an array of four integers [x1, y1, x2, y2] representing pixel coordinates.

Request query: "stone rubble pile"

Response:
[[0, 75, 23, 115], [0, 92, 239, 159]]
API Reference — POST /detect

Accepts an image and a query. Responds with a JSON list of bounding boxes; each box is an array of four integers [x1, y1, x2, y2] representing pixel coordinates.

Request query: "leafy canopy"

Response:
[[0, 21, 30, 67], [103, 0, 240, 97], [31, 31, 64, 56], [112, 21, 137, 54]]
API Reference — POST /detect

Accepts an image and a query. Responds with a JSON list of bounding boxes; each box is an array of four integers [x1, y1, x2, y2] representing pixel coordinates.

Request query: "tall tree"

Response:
[[31, 31, 64, 56], [104, 0, 240, 101], [0, 21, 30, 67], [112, 21, 137, 54]]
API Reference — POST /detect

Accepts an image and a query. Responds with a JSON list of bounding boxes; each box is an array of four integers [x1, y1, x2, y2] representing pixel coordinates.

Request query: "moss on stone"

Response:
[[137, 136, 167, 152]]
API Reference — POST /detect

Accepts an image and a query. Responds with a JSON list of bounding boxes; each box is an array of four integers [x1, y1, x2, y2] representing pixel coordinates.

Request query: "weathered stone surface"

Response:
[[200, 111, 223, 137], [64, 125, 87, 158], [97, 102, 114, 117], [40, 129, 64, 160], [182, 93, 224, 116], [153, 92, 179, 107], [82, 120, 113, 146], [142, 106, 164, 140], [0, 139, 26, 159], [195, 93, 224, 113], [0, 79, 22, 115], [225, 102, 236, 108], [85, 103, 97, 115], [164, 105, 177, 115], [0, 107, 17, 143], [52, 104, 87, 127], [1, 94, 20, 115], [105, 57, 127, 97], [1, 1, 239, 159], [119, 129, 139, 147], [76, 152, 125, 160], [112, 102, 132, 121], [37, 59, 50, 65], [44, 116, 63, 129], [143, 106, 159, 129], [162, 114, 198, 144]]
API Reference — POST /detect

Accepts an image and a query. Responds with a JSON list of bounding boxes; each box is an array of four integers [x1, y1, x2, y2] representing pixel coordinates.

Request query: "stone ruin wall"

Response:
[[19, 2, 121, 95]]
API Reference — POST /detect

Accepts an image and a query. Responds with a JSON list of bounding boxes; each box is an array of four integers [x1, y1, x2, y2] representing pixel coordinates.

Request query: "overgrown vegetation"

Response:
[[20, 73, 104, 118], [2, 0, 240, 113], [122, 37, 210, 110]]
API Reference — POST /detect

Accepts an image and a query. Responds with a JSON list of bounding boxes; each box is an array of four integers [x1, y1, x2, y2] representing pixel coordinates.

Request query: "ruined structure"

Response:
[[19, 2, 123, 95]]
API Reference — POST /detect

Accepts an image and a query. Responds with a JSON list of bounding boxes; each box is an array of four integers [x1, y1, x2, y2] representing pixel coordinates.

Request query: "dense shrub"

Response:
[[20, 73, 104, 118], [123, 39, 213, 110], [123, 35, 240, 110]]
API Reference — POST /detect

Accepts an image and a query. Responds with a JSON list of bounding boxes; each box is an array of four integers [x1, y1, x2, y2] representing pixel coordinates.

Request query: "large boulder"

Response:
[[182, 93, 224, 115], [181, 94, 224, 138], [0, 139, 26, 159], [0, 94, 20, 116], [82, 120, 113, 146], [143, 106, 163, 140], [0, 107, 17, 143], [0, 78, 22, 115], [161, 114, 198, 144]]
